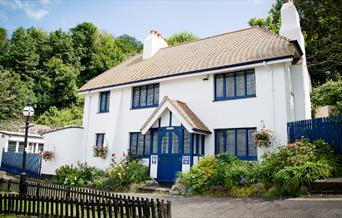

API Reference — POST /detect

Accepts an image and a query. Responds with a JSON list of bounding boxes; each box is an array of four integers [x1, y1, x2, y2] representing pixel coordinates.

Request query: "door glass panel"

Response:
[[248, 129, 257, 156], [152, 130, 158, 153], [171, 131, 179, 154], [8, 141, 16, 152], [183, 130, 190, 154], [237, 129, 247, 156], [226, 130, 236, 155], [236, 71, 245, 96], [161, 133, 169, 154]]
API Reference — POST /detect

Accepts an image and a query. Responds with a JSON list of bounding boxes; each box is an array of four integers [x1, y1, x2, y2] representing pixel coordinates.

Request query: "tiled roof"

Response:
[[80, 27, 298, 92], [140, 96, 210, 134]]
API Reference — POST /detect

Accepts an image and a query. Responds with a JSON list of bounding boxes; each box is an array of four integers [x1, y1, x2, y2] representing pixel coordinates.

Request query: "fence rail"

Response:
[[0, 179, 171, 218], [288, 116, 342, 154]]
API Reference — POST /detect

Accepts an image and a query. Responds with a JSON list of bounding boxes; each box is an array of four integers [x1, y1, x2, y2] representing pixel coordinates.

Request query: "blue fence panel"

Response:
[[288, 116, 342, 154], [0, 152, 42, 177]]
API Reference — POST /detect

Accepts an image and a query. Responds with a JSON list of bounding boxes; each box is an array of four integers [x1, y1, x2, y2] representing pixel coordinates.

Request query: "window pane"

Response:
[[8, 141, 16, 152], [137, 134, 144, 155], [198, 135, 203, 155], [215, 75, 224, 98], [237, 129, 247, 156], [154, 85, 159, 105], [193, 135, 198, 155], [171, 132, 179, 154], [38, 143, 44, 152], [246, 70, 256, 95], [130, 134, 137, 155], [18, 142, 25, 153], [226, 73, 235, 97], [96, 134, 104, 146], [161, 133, 168, 153], [152, 130, 158, 154], [133, 87, 140, 108], [105, 92, 110, 111], [147, 85, 154, 106], [140, 86, 147, 107], [144, 132, 151, 155], [236, 72, 245, 96], [248, 129, 257, 156], [183, 130, 190, 154], [226, 130, 236, 155], [215, 130, 224, 154]]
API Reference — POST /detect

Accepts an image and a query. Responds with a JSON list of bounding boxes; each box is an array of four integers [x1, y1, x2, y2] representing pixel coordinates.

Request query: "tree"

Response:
[[115, 34, 143, 55], [248, 0, 342, 86], [166, 32, 198, 46]]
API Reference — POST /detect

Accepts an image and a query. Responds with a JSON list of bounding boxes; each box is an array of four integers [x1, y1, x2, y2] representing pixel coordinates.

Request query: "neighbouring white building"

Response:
[[48, 1, 311, 182]]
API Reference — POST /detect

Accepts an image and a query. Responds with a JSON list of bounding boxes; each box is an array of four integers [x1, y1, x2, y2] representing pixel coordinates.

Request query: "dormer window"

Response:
[[214, 69, 256, 101], [99, 91, 110, 113], [132, 84, 159, 109]]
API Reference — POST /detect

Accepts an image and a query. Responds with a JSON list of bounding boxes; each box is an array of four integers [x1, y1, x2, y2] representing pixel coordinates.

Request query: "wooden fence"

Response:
[[0, 179, 171, 218], [288, 116, 342, 154]]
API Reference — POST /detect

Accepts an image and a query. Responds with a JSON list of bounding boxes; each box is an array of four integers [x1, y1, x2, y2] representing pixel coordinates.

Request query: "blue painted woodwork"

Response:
[[95, 133, 105, 146], [132, 84, 159, 109], [214, 128, 257, 161], [214, 69, 256, 101], [99, 91, 110, 113], [0, 152, 42, 177], [288, 116, 342, 154]]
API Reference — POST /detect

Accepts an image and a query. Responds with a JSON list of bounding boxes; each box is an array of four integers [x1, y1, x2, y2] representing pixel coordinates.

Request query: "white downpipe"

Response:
[[263, 61, 276, 131], [84, 94, 92, 163]]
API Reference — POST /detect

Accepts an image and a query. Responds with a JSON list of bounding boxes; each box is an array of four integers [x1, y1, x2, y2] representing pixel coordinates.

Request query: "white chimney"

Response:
[[279, 0, 305, 55], [143, 30, 168, 59], [280, 0, 312, 120]]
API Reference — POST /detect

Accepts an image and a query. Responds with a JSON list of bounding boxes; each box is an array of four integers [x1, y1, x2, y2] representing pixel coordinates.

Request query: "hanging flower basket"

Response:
[[42, 151, 55, 161], [93, 145, 108, 159], [253, 128, 273, 147]]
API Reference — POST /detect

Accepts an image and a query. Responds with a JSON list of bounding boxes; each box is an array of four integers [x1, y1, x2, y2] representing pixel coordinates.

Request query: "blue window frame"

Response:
[[129, 129, 158, 157], [96, 133, 105, 146], [214, 69, 256, 101], [99, 91, 110, 113], [192, 134, 205, 156], [132, 84, 159, 109], [215, 128, 257, 160]]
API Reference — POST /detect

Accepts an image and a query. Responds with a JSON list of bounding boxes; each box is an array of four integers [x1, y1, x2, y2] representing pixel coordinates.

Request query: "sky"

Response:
[[0, 0, 275, 41]]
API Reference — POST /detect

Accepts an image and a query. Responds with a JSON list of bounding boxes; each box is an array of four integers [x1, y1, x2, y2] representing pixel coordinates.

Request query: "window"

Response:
[[18, 142, 25, 153], [132, 84, 159, 109], [129, 129, 157, 157], [193, 134, 204, 156], [99, 91, 110, 113], [215, 128, 257, 160], [8, 141, 16, 152], [215, 69, 256, 101], [95, 133, 105, 146], [38, 143, 44, 152]]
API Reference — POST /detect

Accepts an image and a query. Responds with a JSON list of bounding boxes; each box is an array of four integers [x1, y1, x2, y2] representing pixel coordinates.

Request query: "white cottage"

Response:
[[78, 1, 311, 183]]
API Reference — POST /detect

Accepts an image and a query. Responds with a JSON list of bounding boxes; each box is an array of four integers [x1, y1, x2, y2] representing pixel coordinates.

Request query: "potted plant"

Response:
[[93, 145, 108, 159], [253, 128, 273, 147]]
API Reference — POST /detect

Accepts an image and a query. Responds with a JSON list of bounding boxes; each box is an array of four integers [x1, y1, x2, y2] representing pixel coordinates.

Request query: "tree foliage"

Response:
[[166, 32, 198, 46], [0, 23, 142, 127], [248, 0, 342, 86]]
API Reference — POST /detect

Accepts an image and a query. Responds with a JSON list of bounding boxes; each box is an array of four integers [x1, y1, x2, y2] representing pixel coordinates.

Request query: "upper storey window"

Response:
[[132, 84, 159, 109], [99, 91, 110, 113], [214, 69, 256, 101]]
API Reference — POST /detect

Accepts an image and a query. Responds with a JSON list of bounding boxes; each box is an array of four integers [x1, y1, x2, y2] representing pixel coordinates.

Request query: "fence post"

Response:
[[36, 183, 40, 197], [166, 201, 171, 218]]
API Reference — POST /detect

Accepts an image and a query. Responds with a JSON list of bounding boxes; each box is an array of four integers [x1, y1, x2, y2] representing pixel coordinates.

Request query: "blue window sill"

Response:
[[213, 95, 256, 102], [98, 110, 109, 113], [131, 105, 158, 110], [237, 156, 257, 161]]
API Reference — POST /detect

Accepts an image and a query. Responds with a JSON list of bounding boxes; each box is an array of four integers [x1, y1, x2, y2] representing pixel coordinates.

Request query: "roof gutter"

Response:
[[79, 55, 294, 94]]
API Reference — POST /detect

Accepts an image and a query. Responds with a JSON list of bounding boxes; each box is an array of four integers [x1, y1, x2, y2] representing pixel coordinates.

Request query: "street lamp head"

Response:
[[23, 103, 34, 117]]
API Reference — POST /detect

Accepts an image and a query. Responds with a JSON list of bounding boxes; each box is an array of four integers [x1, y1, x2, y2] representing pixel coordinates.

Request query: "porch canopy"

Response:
[[140, 96, 211, 135]]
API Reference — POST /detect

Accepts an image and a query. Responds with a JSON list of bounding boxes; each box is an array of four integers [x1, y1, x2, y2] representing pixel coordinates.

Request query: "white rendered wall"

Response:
[[82, 62, 294, 168], [41, 128, 84, 175]]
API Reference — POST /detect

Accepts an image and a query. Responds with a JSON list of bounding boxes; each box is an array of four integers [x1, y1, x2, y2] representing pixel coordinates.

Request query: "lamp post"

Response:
[[19, 103, 34, 196]]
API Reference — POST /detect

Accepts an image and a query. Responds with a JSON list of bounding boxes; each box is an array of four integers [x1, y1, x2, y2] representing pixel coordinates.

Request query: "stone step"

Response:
[[139, 184, 171, 194], [309, 178, 342, 194]]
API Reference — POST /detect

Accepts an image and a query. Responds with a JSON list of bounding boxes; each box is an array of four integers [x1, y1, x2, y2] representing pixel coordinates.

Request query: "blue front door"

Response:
[[157, 127, 183, 183]]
